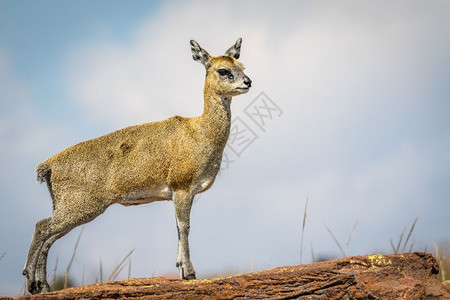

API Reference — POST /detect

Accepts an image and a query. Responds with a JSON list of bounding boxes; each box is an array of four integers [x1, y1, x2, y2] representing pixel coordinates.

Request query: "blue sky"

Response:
[[0, 0, 162, 128], [1, 0, 450, 296]]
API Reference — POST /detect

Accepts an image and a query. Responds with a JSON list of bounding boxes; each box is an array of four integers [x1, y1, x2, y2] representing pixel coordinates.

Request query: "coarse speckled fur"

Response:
[[23, 38, 252, 294]]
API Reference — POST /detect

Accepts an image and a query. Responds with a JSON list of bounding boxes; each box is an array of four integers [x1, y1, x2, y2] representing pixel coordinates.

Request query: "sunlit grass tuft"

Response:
[[47, 227, 135, 292]]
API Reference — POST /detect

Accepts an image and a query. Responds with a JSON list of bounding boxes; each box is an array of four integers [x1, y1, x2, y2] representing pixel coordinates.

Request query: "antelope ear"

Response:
[[225, 38, 242, 59], [190, 40, 212, 69]]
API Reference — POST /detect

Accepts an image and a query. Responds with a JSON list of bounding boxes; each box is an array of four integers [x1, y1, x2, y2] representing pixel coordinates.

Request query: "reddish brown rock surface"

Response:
[[11, 252, 450, 299]]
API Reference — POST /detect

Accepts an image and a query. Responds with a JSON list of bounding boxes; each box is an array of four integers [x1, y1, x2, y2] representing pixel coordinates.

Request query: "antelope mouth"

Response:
[[235, 87, 250, 92]]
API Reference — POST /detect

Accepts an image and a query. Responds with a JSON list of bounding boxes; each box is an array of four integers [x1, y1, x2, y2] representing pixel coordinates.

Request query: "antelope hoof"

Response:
[[23, 269, 39, 295], [38, 279, 51, 293], [28, 280, 50, 294], [177, 261, 196, 280], [27, 280, 41, 295], [181, 270, 196, 280]]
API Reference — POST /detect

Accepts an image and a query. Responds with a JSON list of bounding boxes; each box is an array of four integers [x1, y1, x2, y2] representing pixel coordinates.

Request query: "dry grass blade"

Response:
[[266, 252, 274, 269], [395, 227, 406, 254], [326, 226, 346, 257], [433, 241, 447, 282], [82, 266, 85, 286], [108, 248, 135, 282], [300, 197, 309, 264], [64, 225, 85, 288], [346, 217, 359, 248], [99, 258, 103, 283], [0, 252, 5, 261], [408, 237, 415, 253], [310, 242, 315, 263], [401, 217, 418, 253], [128, 256, 132, 278], [390, 238, 396, 254], [50, 255, 58, 290], [19, 280, 26, 297], [112, 262, 128, 281]]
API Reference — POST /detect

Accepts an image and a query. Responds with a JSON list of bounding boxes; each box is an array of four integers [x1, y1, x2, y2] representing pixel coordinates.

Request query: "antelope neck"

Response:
[[199, 89, 232, 146]]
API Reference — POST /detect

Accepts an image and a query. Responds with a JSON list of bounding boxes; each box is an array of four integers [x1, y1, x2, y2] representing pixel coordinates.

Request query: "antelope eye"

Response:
[[217, 68, 229, 76]]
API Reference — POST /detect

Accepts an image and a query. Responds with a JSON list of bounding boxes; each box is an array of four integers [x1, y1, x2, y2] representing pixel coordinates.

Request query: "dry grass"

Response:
[[300, 197, 308, 264], [107, 248, 135, 282], [64, 226, 85, 289], [47, 226, 135, 292], [434, 242, 449, 282], [325, 217, 359, 258], [390, 217, 419, 254]]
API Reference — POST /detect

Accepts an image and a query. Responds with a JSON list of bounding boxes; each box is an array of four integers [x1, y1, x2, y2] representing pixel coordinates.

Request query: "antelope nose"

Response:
[[244, 76, 252, 87]]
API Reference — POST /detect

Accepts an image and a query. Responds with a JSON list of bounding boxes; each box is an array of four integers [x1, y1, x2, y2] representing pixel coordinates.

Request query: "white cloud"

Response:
[[65, 0, 301, 129]]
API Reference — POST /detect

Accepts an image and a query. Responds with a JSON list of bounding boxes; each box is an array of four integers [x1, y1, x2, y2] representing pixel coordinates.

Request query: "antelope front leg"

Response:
[[173, 190, 196, 279]]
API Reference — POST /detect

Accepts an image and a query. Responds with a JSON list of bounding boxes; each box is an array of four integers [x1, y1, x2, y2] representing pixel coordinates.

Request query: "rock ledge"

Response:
[[13, 252, 450, 299]]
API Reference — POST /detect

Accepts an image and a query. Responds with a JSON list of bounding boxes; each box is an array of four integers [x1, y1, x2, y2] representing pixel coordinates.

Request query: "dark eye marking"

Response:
[[217, 68, 230, 76], [217, 68, 234, 80]]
